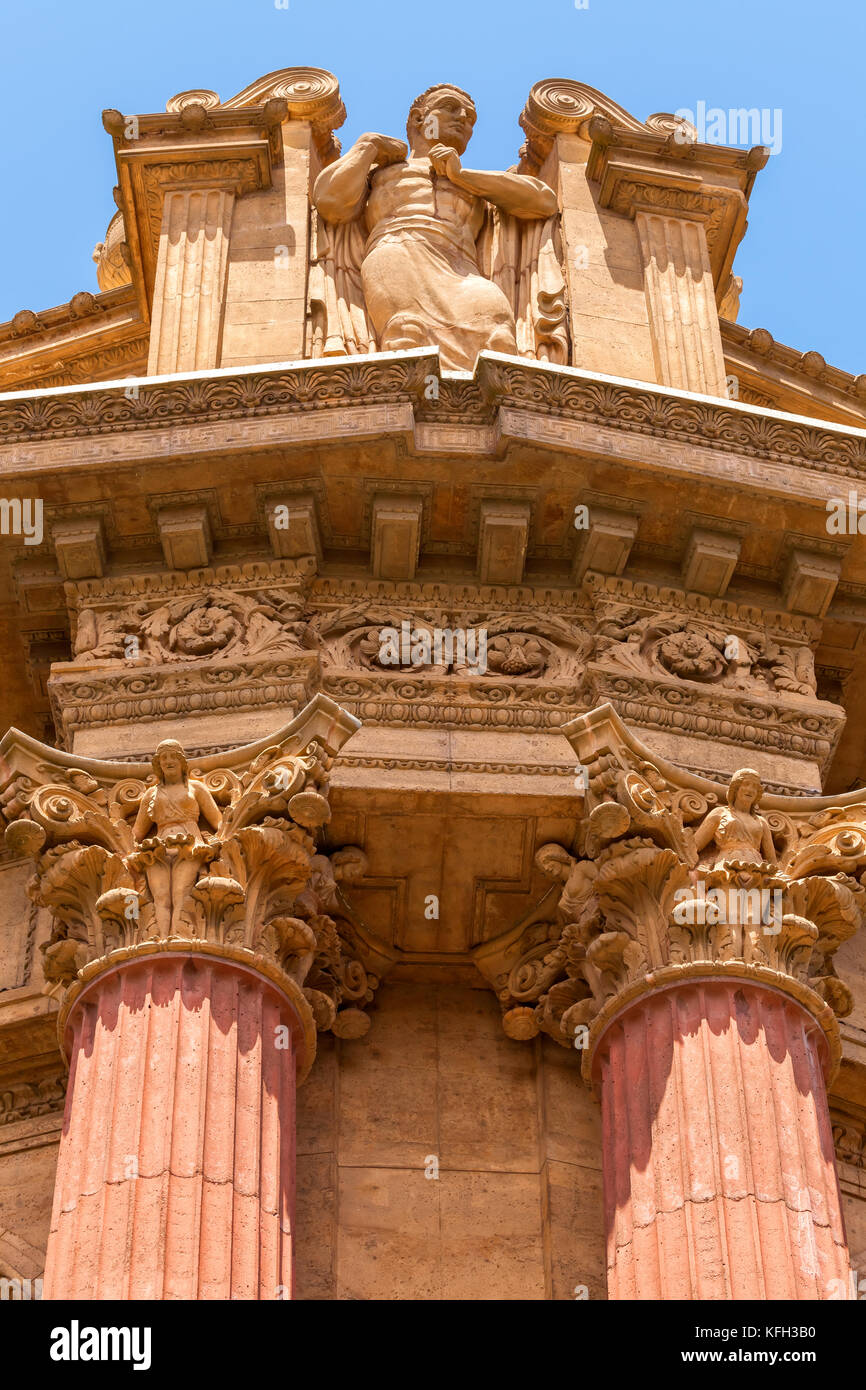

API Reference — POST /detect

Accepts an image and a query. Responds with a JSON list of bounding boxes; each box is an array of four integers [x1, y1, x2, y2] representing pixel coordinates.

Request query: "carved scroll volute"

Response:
[[6, 782, 138, 993]]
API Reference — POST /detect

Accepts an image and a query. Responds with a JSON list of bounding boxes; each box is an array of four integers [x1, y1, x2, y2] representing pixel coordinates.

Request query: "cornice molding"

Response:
[[1, 351, 864, 484], [722, 319, 866, 422]]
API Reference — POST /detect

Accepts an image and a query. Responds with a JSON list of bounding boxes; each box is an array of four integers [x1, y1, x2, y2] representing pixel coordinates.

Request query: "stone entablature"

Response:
[[2, 348, 863, 783], [44, 558, 843, 786]]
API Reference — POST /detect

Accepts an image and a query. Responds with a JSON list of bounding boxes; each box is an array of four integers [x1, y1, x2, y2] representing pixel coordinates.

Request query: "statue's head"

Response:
[[152, 739, 189, 785], [728, 768, 763, 812], [406, 84, 476, 155]]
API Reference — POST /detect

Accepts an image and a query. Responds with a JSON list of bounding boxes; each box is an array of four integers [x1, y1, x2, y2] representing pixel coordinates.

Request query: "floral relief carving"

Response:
[[658, 628, 726, 681], [485, 633, 547, 677], [314, 604, 590, 681], [73, 587, 312, 666], [594, 604, 818, 698]]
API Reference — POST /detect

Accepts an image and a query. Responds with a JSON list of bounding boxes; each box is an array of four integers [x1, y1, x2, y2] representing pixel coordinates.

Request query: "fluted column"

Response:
[[494, 733, 864, 1302], [574, 830, 856, 1302], [635, 211, 728, 397], [45, 946, 312, 1300], [147, 188, 235, 375], [595, 978, 848, 1300]]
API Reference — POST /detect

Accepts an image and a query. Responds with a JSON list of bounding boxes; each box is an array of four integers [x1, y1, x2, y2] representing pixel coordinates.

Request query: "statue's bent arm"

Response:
[[692, 805, 723, 854], [313, 134, 402, 224], [450, 167, 557, 220], [133, 788, 157, 841]]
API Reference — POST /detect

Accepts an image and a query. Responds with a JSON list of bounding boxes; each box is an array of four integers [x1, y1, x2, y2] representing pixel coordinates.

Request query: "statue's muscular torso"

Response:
[[365, 158, 484, 256]]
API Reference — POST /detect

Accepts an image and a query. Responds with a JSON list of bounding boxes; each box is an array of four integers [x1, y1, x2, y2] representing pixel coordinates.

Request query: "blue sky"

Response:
[[1, 0, 863, 374]]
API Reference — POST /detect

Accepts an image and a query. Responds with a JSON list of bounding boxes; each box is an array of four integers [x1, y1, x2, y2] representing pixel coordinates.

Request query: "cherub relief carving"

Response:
[[311, 84, 567, 369]]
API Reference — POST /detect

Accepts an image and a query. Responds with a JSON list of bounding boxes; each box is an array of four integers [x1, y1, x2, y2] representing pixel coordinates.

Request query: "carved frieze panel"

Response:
[[49, 562, 318, 743], [66, 562, 314, 667], [312, 603, 590, 679], [588, 572, 821, 694], [47, 563, 843, 775], [582, 572, 843, 777]]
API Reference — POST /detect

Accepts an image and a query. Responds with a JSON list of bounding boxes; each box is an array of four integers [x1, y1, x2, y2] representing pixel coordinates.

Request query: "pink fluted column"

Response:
[[592, 979, 850, 1300], [44, 950, 313, 1300]]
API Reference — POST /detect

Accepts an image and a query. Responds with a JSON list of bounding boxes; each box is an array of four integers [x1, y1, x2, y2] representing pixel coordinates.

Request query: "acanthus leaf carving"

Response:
[[3, 702, 378, 1039], [489, 751, 866, 1079], [73, 586, 312, 666]]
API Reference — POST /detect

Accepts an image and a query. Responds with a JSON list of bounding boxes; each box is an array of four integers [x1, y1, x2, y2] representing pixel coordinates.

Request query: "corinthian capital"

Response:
[[2, 695, 378, 1057], [483, 703, 866, 1085]]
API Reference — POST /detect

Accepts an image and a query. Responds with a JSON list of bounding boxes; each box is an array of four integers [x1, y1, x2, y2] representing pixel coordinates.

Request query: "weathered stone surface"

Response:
[[0, 64, 864, 1305]]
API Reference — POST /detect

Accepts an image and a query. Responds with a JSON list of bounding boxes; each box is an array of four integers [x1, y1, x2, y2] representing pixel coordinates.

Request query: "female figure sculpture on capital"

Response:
[[132, 740, 222, 936], [693, 767, 777, 870]]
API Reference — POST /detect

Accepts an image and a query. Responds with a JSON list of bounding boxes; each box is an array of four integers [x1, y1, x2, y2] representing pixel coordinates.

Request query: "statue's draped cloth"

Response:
[[311, 158, 568, 370], [362, 214, 517, 372], [357, 166, 516, 372]]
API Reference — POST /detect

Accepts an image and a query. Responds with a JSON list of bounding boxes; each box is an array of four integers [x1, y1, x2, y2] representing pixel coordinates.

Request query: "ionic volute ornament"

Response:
[[2, 695, 377, 1048]]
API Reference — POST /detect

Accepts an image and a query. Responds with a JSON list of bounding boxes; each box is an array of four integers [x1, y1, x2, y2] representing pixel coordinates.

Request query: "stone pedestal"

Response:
[[593, 979, 850, 1300], [44, 947, 313, 1300]]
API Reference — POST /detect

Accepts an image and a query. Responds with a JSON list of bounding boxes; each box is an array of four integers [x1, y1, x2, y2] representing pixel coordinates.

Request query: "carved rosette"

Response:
[[3, 699, 375, 1075], [492, 731, 866, 1087]]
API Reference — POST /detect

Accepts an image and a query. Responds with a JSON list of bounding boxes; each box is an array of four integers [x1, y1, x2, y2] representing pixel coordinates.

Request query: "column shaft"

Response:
[[597, 980, 850, 1299], [44, 953, 299, 1300]]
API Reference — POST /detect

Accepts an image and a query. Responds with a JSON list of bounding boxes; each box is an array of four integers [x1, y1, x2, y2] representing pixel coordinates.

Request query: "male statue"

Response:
[[312, 84, 561, 372]]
